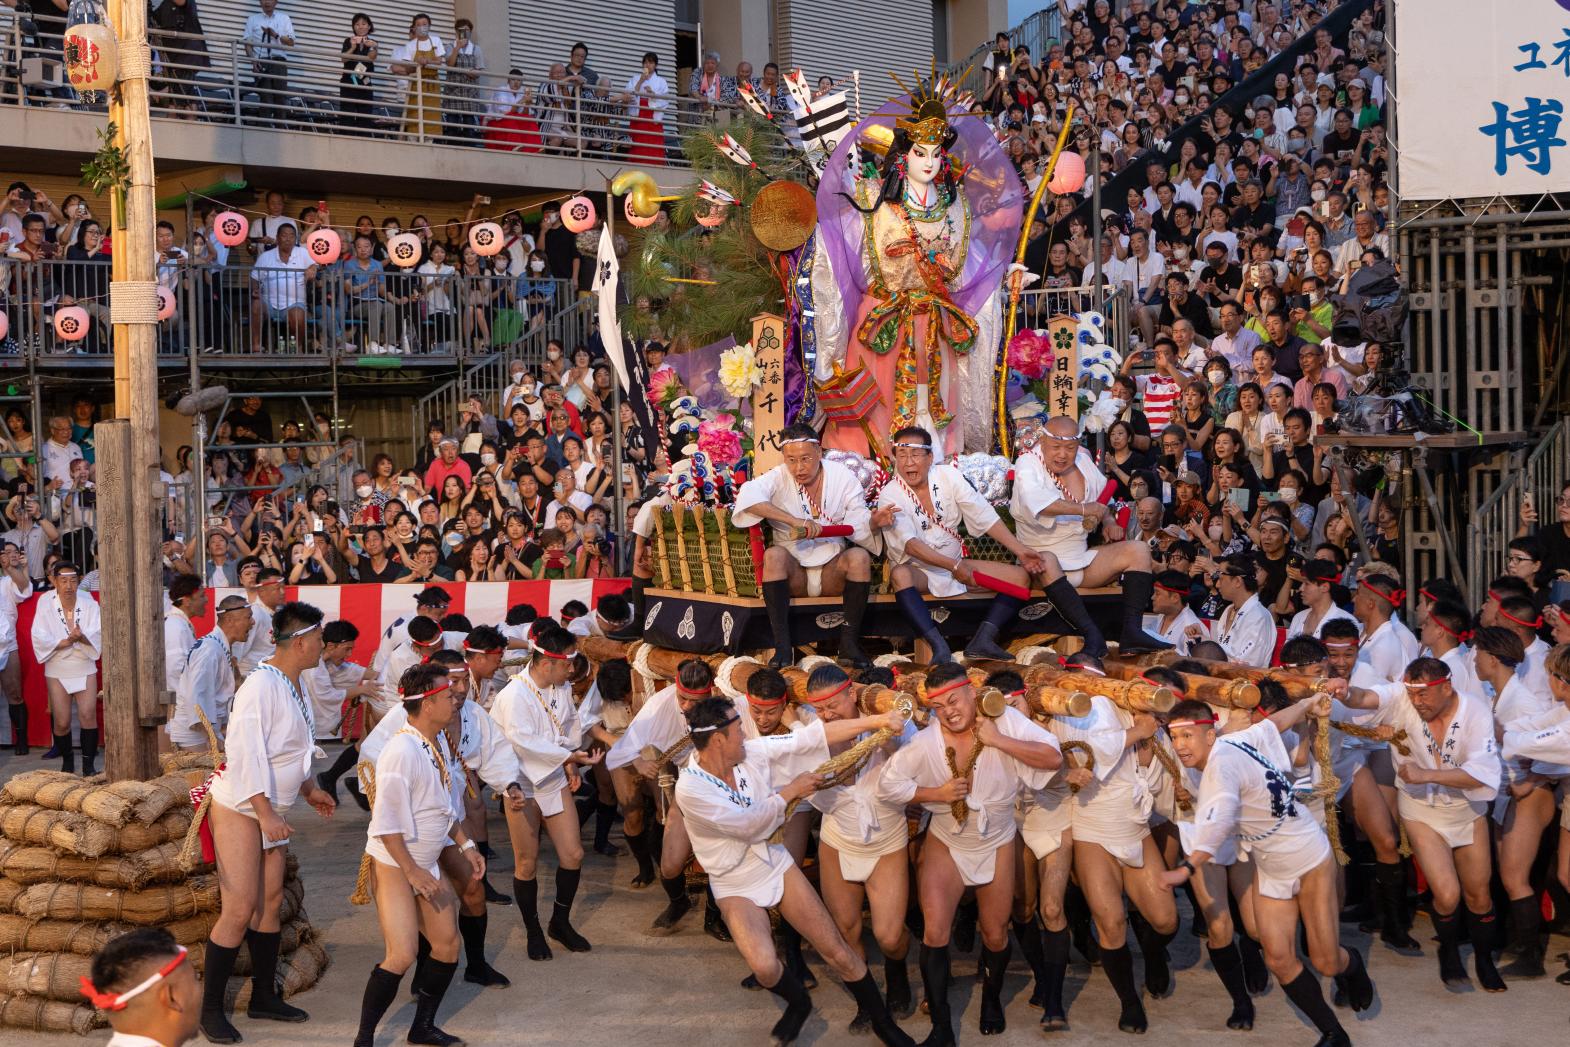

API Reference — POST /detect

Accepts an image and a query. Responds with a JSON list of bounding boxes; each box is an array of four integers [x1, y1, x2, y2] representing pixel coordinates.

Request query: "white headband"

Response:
[[781, 436, 820, 446]]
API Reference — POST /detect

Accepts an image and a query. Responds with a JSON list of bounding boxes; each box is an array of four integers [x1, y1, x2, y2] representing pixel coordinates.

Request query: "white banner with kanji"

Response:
[[1397, 1, 1570, 200]]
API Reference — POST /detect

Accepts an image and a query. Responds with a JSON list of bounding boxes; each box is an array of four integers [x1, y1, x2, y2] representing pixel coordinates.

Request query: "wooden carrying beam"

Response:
[[1100, 658, 1261, 709], [1116, 652, 1326, 702]]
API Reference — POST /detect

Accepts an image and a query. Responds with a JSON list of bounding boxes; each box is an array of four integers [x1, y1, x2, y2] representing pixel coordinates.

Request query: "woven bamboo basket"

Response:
[[652, 505, 763, 597], [0, 991, 102, 1034], [14, 875, 219, 924], [1, 773, 190, 828], [0, 840, 191, 889], [0, 806, 192, 859]]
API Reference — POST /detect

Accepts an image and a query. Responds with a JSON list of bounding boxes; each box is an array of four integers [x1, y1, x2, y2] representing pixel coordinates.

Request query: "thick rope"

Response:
[[176, 708, 225, 871], [1330, 720, 1412, 756], [1147, 742, 1192, 813], [349, 763, 377, 905], [1060, 740, 1095, 793], [1309, 714, 1349, 866], [713, 656, 763, 702], [772, 698, 914, 839]]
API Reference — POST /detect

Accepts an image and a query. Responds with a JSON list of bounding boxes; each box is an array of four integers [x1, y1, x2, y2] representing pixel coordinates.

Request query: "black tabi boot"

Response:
[[593, 801, 621, 856], [764, 964, 813, 1046], [1499, 895, 1546, 978], [77, 727, 98, 776], [1332, 945, 1374, 1012], [917, 943, 954, 1047], [199, 938, 242, 1044], [411, 933, 430, 995], [345, 773, 371, 812], [845, 972, 917, 1047], [1434, 908, 1468, 987], [763, 579, 796, 668], [245, 929, 308, 1021], [883, 953, 913, 1017], [8, 703, 26, 755], [839, 579, 873, 669], [1012, 916, 1047, 1008], [1237, 930, 1270, 995], [55, 732, 74, 774], [978, 942, 1011, 1035], [625, 826, 657, 888], [1044, 578, 1108, 671], [1375, 859, 1420, 951], [780, 919, 816, 989], [316, 744, 358, 802], [895, 587, 952, 663], [1467, 907, 1507, 992], [1134, 917, 1175, 999], [352, 965, 403, 1047], [1209, 943, 1255, 1030], [1117, 571, 1173, 654], [459, 912, 509, 987], [548, 866, 591, 952], [650, 873, 691, 934], [1039, 926, 1070, 1031], [703, 886, 732, 943], [1100, 944, 1147, 1034], [408, 958, 464, 1047], [963, 594, 1023, 662], [513, 876, 551, 960], [1281, 968, 1349, 1045]]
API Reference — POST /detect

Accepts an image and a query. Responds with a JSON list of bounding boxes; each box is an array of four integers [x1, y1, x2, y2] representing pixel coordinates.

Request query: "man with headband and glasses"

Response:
[[873, 425, 1048, 662], [83, 928, 200, 1047], [731, 423, 880, 669], [675, 694, 916, 1047], [168, 595, 253, 751], [1009, 415, 1172, 672], [606, 657, 758, 936], [1186, 553, 1277, 667], [1162, 693, 1374, 1046], [1329, 657, 1507, 992], [200, 601, 336, 1044]]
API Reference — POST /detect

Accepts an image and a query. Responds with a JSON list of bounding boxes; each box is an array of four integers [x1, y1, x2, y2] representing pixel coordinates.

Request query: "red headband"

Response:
[[1432, 618, 1475, 644], [1364, 583, 1406, 608], [80, 948, 188, 1011], [1419, 588, 1440, 604], [1166, 716, 1216, 729], [1499, 607, 1543, 630], [401, 682, 452, 699], [747, 693, 785, 708], [1404, 672, 1452, 689], [1009, 688, 1027, 698], [924, 677, 969, 701], [1154, 581, 1189, 595], [807, 679, 852, 704], [676, 684, 713, 698], [531, 645, 572, 660], [1140, 673, 1183, 697]]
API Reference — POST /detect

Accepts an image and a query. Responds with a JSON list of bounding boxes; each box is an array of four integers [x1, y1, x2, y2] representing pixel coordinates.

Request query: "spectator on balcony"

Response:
[[340, 233, 391, 352], [690, 50, 722, 111], [456, 245, 499, 352], [540, 205, 578, 286], [756, 63, 788, 115], [337, 12, 379, 128], [246, 190, 295, 259], [561, 41, 604, 150], [249, 223, 315, 353], [59, 220, 110, 351], [719, 60, 755, 108], [535, 63, 571, 149], [416, 242, 458, 352], [241, 0, 296, 126], [389, 12, 445, 139], [1333, 209, 1389, 274], [485, 69, 543, 153], [516, 250, 555, 326], [155, 221, 190, 354], [442, 18, 486, 141], [423, 436, 471, 494], [3, 494, 57, 582], [150, 0, 209, 108], [623, 52, 669, 164], [39, 416, 81, 489]]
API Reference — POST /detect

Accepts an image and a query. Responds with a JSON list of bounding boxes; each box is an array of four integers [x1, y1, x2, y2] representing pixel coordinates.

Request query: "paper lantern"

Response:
[[156, 286, 176, 320], [64, 22, 117, 93], [561, 195, 596, 233], [468, 221, 504, 256], [387, 232, 423, 268], [213, 211, 248, 247], [623, 197, 658, 229], [54, 306, 90, 342], [695, 201, 728, 228], [304, 228, 341, 265], [1048, 151, 1087, 195]]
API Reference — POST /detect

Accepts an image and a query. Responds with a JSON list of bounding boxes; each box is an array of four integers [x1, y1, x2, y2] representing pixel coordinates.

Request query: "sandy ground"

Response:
[[0, 748, 1566, 1046]]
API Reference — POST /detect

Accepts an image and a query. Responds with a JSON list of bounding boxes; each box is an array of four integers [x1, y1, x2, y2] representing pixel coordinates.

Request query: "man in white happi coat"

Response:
[[605, 657, 758, 935], [1331, 656, 1506, 992], [165, 575, 207, 695], [674, 695, 916, 1047], [1419, 601, 1485, 705], [1150, 570, 1204, 654], [730, 423, 879, 669], [1163, 694, 1375, 1046], [874, 425, 1047, 663], [1009, 416, 1173, 672], [878, 662, 1061, 1042], [1285, 559, 1357, 642], [234, 567, 286, 677], [489, 621, 599, 960], [1499, 650, 1570, 939], [371, 585, 452, 679], [0, 542, 33, 753], [377, 616, 447, 718], [1188, 553, 1277, 667], [566, 592, 634, 640], [168, 595, 251, 750]]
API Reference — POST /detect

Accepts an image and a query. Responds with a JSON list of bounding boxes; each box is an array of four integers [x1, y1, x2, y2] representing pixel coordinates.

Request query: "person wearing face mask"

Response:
[[517, 253, 555, 324], [388, 14, 446, 139], [500, 363, 534, 412], [442, 18, 486, 141]]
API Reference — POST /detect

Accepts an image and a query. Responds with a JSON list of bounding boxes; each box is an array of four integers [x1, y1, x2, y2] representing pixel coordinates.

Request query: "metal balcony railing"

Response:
[[0, 257, 575, 360], [4, 27, 752, 168]]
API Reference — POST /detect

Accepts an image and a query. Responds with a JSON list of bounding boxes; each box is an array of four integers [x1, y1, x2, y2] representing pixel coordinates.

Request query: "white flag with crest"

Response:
[[591, 224, 630, 393]]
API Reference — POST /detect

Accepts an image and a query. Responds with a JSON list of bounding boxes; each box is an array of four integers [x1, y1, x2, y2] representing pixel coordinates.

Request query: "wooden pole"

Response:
[[100, 0, 168, 781]]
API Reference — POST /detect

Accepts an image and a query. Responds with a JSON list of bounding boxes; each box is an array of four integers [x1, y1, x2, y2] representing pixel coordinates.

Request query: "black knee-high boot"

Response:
[[199, 938, 242, 1044], [703, 886, 731, 943], [1375, 859, 1418, 950], [764, 579, 795, 668], [840, 579, 872, 669], [844, 971, 917, 1047], [513, 876, 551, 960], [884, 951, 913, 1016], [459, 911, 508, 987], [895, 587, 952, 663], [55, 732, 74, 774], [1467, 907, 1507, 992], [1040, 927, 1070, 1029], [316, 743, 359, 801], [651, 872, 691, 933], [1281, 968, 1347, 1042], [978, 942, 1011, 1035], [625, 826, 657, 887], [1209, 943, 1255, 1030], [764, 963, 813, 1045], [1135, 919, 1176, 999], [1044, 578, 1107, 665], [918, 943, 954, 1047], [1500, 895, 1546, 978], [549, 865, 590, 951], [1100, 944, 1147, 1034], [352, 965, 403, 1047], [780, 918, 815, 988], [78, 727, 98, 776], [1065, 884, 1099, 965], [1332, 945, 1374, 1012], [963, 594, 1024, 661], [1013, 916, 1047, 1007], [9, 703, 27, 755], [408, 957, 462, 1047], [1435, 908, 1467, 986], [1118, 571, 1173, 653], [1237, 929, 1270, 995], [412, 933, 430, 993], [246, 928, 308, 1021], [593, 800, 620, 855]]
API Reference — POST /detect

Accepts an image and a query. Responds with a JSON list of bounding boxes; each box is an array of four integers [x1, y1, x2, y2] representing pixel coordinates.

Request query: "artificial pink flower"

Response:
[[698, 419, 742, 465], [648, 367, 680, 407], [1007, 328, 1056, 380]]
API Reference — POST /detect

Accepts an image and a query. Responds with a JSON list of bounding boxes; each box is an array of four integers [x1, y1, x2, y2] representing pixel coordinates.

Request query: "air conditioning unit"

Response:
[[21, 56, 63, 88]]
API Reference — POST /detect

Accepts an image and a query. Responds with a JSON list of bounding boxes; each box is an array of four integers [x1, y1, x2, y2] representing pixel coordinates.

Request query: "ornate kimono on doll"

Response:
[[810, 80, 1023, 457]]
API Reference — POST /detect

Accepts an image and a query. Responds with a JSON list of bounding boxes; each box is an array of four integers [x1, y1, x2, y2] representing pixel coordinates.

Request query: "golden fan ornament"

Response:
[[750, 180, 817, 252]]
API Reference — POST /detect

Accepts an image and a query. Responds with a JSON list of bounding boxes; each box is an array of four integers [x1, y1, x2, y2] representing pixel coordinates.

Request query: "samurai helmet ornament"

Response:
[[888, 60, 971, 146]]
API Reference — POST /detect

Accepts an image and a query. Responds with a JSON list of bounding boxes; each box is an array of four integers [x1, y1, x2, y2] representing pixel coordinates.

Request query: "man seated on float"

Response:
[[1009, 415, 1172, 671], [731, 423, 880, 670], [873, 426, 1045, 663]]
